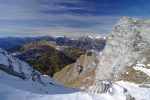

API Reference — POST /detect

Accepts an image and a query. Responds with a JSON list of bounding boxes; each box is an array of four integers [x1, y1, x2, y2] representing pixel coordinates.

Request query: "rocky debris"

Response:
[[126, 94, 135, 100], [53, 50, 99, 89], [94, 81, 112, 93], [95, 17, 150, 93]]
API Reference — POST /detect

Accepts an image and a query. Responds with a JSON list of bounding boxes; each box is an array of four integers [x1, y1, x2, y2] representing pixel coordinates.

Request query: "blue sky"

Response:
[[0, 0, 150, 37]]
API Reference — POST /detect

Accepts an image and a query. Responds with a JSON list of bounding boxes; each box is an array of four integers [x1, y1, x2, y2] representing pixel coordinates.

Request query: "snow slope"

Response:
[[0, 47, 93, 100], [0, 48, 96, 100], [1, 74, 150, 100], [0, 47, 95, 100], [0, 47, 150, 100], [117, 81, 150, 100]]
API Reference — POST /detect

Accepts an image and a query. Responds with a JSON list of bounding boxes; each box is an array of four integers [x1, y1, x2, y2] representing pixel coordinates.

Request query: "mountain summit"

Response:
[[94, 17, 150, 99]]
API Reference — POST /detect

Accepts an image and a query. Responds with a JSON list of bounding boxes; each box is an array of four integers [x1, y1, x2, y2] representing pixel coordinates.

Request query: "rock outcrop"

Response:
[[94, 17, 150, 93], [53, 50, 99, 89]]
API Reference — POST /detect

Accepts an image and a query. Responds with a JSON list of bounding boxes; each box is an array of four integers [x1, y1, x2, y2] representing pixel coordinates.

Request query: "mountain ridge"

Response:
[[94, 17, 150, 98]]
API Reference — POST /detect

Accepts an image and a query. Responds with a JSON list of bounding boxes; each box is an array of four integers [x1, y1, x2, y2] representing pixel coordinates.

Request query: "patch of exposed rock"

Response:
[[94, 17, 150, 93]]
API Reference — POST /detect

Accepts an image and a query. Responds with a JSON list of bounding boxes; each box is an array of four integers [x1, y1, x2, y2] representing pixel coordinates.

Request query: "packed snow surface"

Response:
[[1, 72, 150, 100], [0, 42, 150, 100]]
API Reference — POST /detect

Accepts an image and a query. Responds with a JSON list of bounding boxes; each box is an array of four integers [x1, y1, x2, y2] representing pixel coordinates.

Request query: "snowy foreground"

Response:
[[0, 39, 150, 100], [0, 71, 150, 100]]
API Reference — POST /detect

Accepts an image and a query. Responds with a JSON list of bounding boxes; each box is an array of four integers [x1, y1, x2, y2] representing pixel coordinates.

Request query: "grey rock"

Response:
[[126, 94, 135, 100], [95, 17, 150, 92], [95, 82, 112, 93]]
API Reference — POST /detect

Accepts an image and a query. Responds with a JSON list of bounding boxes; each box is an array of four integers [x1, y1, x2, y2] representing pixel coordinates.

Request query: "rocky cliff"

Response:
[[94, 17, 150, 94], [53, 50, 99, 89]]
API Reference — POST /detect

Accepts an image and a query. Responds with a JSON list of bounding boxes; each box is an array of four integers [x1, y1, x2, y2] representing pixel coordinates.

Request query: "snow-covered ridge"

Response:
[[0, 47, 58, 85], [0, 47, 85, 99]]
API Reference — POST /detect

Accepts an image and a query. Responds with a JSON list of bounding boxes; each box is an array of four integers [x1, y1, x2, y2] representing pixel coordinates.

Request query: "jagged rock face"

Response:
[[53, 50, 99, 89], [95, 17, 150, 92]]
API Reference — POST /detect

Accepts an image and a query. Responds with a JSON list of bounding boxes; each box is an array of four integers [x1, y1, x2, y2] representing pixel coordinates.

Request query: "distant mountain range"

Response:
[[0, 36, 57, 50], [0, 35, 106, 51], [62, 35, 106, 51]]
